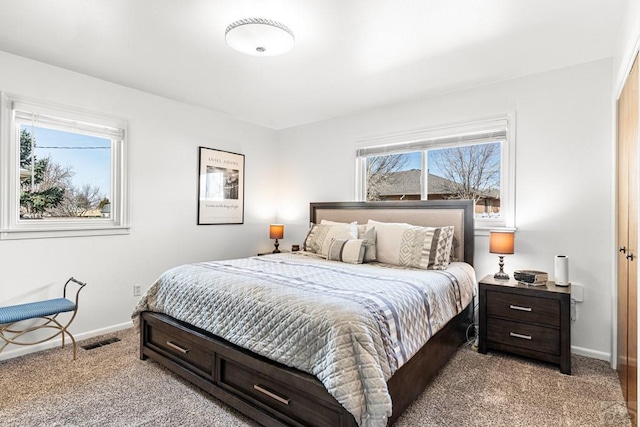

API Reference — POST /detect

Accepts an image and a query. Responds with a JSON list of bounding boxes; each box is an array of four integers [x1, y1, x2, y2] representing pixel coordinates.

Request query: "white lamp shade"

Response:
[[226, 18, 295, 57]]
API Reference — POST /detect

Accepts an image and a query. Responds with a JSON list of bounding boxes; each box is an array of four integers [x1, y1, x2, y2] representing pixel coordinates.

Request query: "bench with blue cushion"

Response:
[[0, 277, 87, 360]]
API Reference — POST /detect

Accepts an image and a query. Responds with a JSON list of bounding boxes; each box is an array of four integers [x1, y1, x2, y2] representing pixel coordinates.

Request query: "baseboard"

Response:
[[0, 321, 134, 361], [571, 345, 611, 364], [0, 322, 612, 366]]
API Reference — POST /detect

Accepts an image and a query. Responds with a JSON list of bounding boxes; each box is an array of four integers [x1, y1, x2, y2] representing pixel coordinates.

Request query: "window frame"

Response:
[[355, 114, 516, 231], [0, 93, 130, 240]]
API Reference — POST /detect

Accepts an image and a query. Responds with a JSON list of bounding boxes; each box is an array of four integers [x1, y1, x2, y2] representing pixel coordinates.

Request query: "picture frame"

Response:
[[197, 147, 245, 225]]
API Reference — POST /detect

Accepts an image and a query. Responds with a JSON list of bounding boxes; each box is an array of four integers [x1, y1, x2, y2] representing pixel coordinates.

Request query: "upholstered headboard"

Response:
[[310, 200, 474, 266]]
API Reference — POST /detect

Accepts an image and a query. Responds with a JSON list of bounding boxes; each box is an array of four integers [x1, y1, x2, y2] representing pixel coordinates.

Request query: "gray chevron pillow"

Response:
[[366, 220, 454, 270]]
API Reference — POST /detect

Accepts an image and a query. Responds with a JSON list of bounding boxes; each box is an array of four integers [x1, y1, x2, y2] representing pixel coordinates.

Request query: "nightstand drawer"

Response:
[[487, 317, 560, 355], [487, 290, 560, 327]]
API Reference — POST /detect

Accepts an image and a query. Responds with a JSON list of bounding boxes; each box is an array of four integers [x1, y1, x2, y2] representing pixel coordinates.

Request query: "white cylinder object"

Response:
[[554, 255, 569, 286]]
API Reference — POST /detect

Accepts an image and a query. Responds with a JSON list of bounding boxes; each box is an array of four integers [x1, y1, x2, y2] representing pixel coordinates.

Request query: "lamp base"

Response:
[[272, 239, 280, 254], [494, 255, 509, 280], [493, 271, 510, 280]]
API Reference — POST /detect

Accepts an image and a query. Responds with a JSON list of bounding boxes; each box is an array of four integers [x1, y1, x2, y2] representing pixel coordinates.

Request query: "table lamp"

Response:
[[270, 224, 284, 253], [489, 230, 514, 280]]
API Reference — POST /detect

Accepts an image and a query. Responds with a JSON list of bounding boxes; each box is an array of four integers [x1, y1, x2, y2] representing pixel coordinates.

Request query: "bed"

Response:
[[134, 200, 475, 427]]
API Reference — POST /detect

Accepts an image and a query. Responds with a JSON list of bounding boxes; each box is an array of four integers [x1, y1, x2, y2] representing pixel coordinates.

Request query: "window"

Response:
[[0, 94, 129, 239], [356, 116, 514, 229]]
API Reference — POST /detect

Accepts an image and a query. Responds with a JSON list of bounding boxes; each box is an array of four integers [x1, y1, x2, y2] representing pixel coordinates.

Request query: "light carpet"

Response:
[[0, 328, 631, 426]]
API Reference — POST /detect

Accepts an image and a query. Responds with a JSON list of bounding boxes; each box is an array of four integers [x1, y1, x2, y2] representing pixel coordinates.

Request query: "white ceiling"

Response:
[[0, 1, 628, 129]]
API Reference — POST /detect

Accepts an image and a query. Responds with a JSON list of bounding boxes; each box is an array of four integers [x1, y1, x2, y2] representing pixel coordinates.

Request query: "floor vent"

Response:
[[81, 337, 121, 350]]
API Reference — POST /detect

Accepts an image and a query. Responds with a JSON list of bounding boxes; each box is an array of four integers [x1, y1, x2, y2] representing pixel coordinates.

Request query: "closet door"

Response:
[[618, 53, 638, 426]]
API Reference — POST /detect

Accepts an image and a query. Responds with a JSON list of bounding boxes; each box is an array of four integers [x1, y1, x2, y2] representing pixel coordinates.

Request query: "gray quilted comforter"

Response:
[[132, 253, 475, 427]]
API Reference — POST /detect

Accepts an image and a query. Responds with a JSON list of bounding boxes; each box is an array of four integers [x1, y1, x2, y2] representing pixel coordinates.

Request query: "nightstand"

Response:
[[478, 274, 571, 374], [257, 250, 290, 256]]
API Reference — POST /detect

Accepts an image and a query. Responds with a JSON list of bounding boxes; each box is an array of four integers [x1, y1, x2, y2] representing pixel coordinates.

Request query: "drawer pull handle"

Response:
[[166, 340, 189, 354], [253, 384, 290, 405], [509, 304, 532, 312], [510, 332, 532, 340]]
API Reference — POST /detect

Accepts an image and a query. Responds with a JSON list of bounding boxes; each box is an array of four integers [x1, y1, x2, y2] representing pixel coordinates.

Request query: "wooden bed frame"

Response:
[[140, 200, 475, 427]]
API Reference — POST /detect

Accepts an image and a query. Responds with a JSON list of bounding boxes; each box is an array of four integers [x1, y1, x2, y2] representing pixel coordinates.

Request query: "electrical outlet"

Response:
[[133, 284, 141, 296], [571, 283, 584, 302]]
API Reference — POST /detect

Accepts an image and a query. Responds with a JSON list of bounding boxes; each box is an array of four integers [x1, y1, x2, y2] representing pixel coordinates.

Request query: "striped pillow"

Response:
[[327, 238, 366, 264]]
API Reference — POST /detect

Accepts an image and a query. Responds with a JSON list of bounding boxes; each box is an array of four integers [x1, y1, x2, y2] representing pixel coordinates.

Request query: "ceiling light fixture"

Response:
[[225, 18, 295, 57]]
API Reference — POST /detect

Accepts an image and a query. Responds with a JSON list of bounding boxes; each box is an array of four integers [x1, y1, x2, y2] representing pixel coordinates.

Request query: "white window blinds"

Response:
[[12, 101, 125, 140], [355, 116, 509, 157]]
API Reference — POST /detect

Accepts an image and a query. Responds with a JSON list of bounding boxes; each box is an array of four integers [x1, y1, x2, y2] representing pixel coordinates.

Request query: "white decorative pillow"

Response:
[[319, 221, 376, 262], [320, 220, 356, 226], [304, 223, 358, 257], [359, 226, 377, 262], [366, 220, 454, 270], [327, 238, 366, 264]]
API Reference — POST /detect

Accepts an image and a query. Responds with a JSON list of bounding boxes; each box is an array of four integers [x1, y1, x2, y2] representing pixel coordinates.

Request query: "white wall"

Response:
[[614, 0, 640, 94], [277, 59, 614, 360], [0, 51, 279, 360]]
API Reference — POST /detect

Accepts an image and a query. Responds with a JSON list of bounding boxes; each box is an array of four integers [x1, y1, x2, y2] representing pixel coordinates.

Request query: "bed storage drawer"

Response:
[[217, 351, 345, 427], [142, 312, 215, 378]]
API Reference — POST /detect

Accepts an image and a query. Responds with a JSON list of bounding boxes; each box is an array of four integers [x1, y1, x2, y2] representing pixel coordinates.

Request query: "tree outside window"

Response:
[[364, 142, 502, 219], [19, 127, 110, 220]]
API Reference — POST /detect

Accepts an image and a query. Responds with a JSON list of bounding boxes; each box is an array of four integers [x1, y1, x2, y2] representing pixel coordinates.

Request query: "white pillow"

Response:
[[303, 223, 358, 257], [322, 221, 376, 262], [320, 220, 356, 226], [359, 226, 377, 262], [366, 220, 454, 270]]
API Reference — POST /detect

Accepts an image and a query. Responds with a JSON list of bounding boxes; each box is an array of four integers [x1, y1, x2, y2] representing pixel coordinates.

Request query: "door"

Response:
[[618, 53, 638, 426]]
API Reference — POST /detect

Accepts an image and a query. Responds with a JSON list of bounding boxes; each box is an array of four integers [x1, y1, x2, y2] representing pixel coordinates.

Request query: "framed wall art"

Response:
[[197, 147, 245, 225]]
